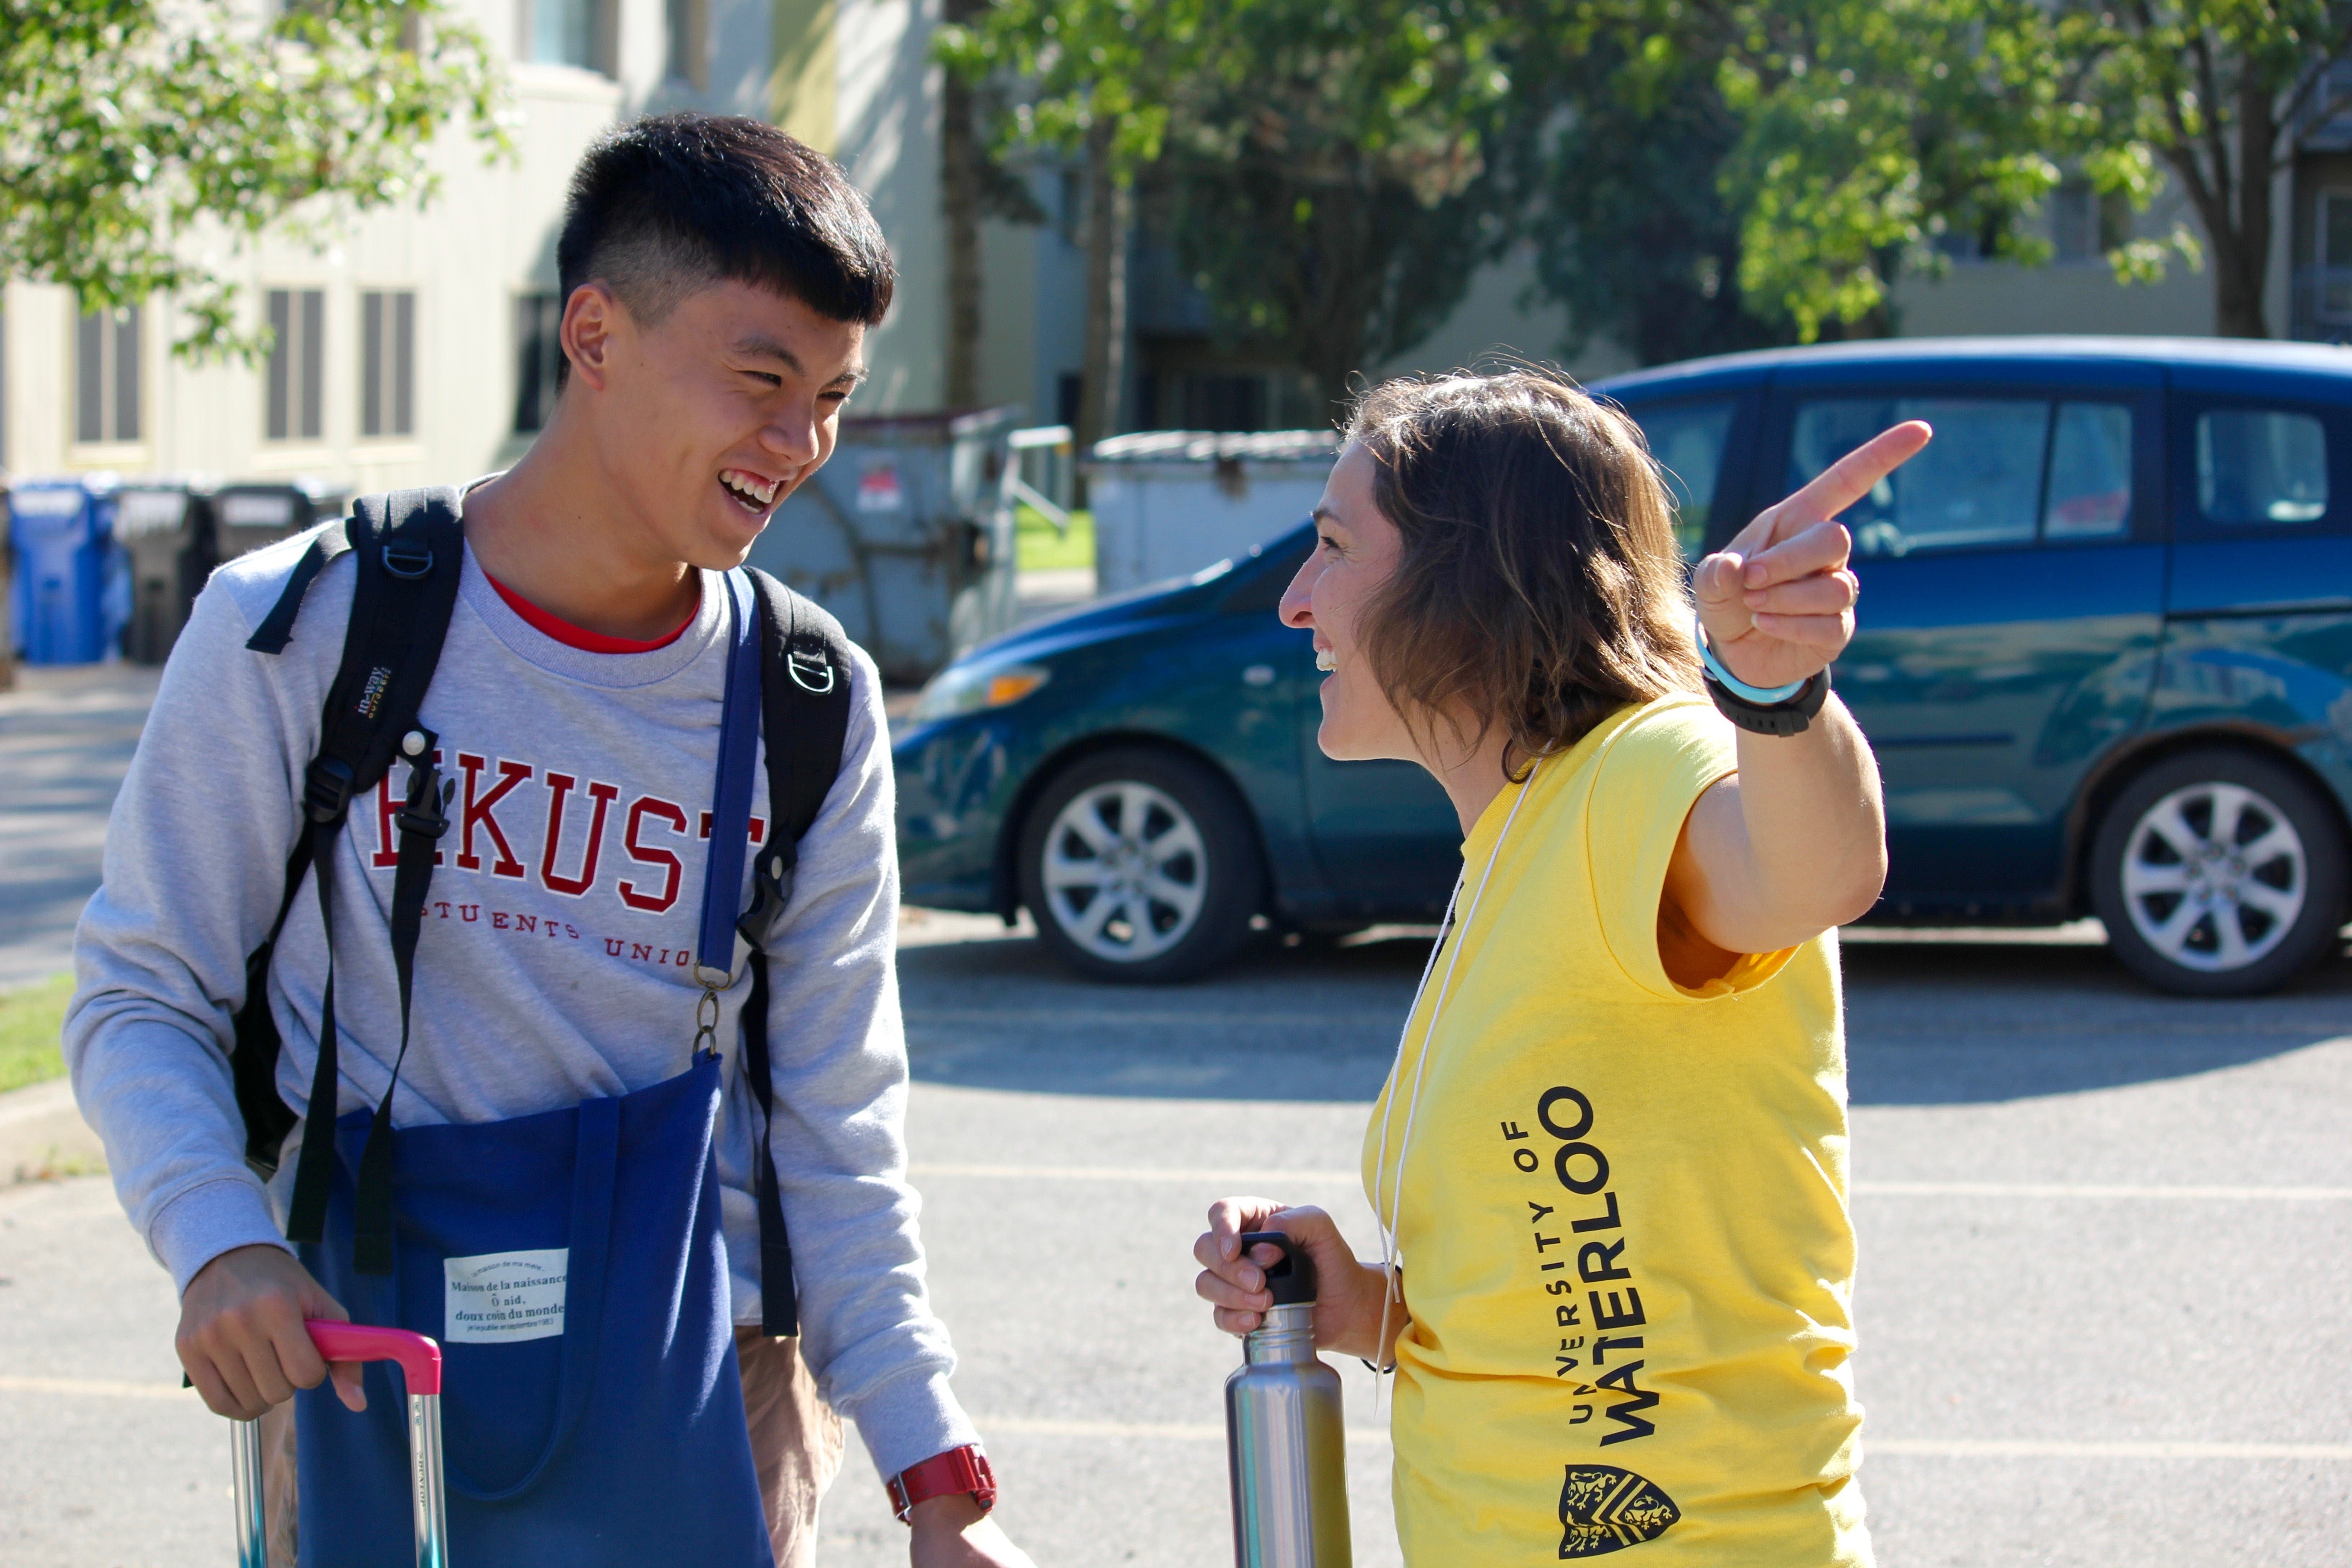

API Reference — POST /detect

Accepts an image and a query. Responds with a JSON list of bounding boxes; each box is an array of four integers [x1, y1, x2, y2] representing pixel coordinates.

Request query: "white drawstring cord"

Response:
[[1367, 757, 1544, 1399]]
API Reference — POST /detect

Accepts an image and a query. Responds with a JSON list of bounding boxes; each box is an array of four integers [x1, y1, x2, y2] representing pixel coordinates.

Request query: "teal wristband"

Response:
[[1694, 619, 1807, 705]]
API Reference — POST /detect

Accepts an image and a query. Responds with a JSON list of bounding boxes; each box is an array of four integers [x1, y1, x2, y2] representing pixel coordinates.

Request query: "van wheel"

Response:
[[1018, 747, 1264, 982], [2090, 749, 2348, 996]]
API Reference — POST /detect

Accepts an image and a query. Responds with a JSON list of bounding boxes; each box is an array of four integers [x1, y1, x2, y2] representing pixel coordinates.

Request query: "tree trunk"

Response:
[[940, 0, 984, 408], [1078, 118, 1129, 448], [2215, 74, 2277, 339]]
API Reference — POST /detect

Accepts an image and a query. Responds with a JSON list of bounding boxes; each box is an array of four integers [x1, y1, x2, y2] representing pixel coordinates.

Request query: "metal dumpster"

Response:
[[215, 479, 344, 561], [116, 481, 216, 664], [8, 477, 121, 665], [1084, 430, 1340, 594], [745, 408, 1020, 685]]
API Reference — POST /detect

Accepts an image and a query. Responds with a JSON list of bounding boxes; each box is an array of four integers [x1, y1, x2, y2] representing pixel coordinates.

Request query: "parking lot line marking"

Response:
[[975, 1415, 1388, 1444], [906, 1009, 2352, 1044], [1870, 1439, 2352, 1460], [1853, 1181, 2352, 1201], [0, 1374, 193, 1400], [5, 1382, 2333, 1467], [912, 1162, 1362, 1184], [909, 1163, 2352, 1201], [5, 1379, 2337, 1461], [907, 1009, 1401, 1029], [965, 1420, 2348, 1460]]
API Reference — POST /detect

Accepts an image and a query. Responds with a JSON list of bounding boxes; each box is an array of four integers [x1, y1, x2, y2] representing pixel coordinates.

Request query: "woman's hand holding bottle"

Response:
[[1193, 1199, 1399, 1363]]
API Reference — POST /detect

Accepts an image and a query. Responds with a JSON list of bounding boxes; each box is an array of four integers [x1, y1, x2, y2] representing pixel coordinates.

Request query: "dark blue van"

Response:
[[893, 338, 2352, 995]]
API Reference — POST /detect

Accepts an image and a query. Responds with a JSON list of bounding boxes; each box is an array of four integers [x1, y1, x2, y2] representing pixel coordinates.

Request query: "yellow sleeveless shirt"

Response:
[[1363, 694, 1871, 1566]]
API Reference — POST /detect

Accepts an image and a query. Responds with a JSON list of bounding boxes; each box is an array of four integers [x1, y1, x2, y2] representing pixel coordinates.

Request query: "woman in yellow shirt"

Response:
[[1193, 370, 1929, 1565]]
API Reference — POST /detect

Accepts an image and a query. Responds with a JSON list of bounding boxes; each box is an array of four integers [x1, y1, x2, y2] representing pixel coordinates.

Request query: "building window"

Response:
[[514, 292, 564, 434], [2051, 179, 2129, 262], [75, 305, 142, 445], [665, 0, 706, 86], [360, 289, 416, 438], [2318, 192, 2352, 323], [524, 0, 611, 72], [266, 288, 326, 442]]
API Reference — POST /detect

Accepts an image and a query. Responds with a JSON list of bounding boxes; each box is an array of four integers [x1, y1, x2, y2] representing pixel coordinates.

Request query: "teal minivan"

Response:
[[895, 338, 2352, 995]]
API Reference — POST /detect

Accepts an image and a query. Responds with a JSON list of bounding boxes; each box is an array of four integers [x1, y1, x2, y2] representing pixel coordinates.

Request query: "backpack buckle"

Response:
[[395, 794, 451, 840], [787, 650, 834, 694], [304, 759, 357, 825], [382, 544, 433, 580]]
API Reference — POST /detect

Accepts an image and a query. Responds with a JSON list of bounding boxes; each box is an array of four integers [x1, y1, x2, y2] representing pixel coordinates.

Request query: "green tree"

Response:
[[1678, 0, 2347, 343], [1, 0, 508, 360], [944, 0, 1521, 426], [1519, 24, 1793, 365], [1695, 0, 2108, 342], [1149, 0, 1520, 416], [2067, 0, 2352, 338], [938, 0, 1176, 444]]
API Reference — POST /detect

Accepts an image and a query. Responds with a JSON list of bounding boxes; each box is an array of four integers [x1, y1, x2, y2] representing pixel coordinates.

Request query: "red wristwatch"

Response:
[[886, 1444, 996, 1524]]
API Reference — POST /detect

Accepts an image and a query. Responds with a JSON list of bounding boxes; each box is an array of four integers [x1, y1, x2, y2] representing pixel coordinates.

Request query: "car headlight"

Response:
[[908, 660, 1052, 724]]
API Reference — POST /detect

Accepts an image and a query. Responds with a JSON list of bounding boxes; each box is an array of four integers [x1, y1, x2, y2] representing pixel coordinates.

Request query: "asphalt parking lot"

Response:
[[1, 660, 2347, 1566], [6, 914, 2347, 1566]]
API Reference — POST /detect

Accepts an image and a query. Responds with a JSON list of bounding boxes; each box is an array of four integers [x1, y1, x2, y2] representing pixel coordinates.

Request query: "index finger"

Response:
[[1732, 420, 1932, 555]]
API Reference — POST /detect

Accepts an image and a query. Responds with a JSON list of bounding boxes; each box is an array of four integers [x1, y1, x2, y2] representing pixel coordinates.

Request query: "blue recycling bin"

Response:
[[9, 478, 122, 665]]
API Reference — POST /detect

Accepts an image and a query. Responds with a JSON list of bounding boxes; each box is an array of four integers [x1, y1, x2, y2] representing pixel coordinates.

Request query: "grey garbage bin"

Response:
[[215, 479, 344, 561], [745, 408, 1020, 685], [116, 481, 216, 665]]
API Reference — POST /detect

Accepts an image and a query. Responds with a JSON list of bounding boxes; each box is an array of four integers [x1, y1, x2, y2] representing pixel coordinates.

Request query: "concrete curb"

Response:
[[0, 1077, 106, 1185]]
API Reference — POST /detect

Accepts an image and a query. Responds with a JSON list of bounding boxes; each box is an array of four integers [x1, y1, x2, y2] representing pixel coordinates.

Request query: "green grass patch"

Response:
[[1015, 504, 1094, 573], [0, 973, 73, 1094]]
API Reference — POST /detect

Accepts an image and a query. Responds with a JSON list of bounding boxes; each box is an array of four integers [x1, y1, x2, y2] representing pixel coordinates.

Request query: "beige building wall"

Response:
[[1889, 171, 2297, 345], [0, 0, 959, 499]]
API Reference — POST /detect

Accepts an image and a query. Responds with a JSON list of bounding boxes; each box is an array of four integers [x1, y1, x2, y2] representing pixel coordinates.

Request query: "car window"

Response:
[[1789, 396, 2136, 556], [1628, 400, 1735, 559], [2195, 409, 2329, 527], [2043, 402, 2134, 539]]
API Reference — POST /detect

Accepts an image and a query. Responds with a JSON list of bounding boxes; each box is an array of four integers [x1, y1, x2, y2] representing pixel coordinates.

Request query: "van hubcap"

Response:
[[2120, 781, 2306, 972], [1040, 782, 1208, 962]]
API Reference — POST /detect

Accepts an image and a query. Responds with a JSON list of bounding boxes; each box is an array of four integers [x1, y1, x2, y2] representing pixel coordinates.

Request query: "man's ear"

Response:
[[560, 283, 629, 395]]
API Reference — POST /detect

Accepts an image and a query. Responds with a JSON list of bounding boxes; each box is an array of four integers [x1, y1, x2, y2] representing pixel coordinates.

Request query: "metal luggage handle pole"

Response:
[[229, 1321, 448, 1568]]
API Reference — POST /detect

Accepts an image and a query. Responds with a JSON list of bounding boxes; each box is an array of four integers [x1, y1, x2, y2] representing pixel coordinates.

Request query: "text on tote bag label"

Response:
[[444, 1248, 569, 1343]]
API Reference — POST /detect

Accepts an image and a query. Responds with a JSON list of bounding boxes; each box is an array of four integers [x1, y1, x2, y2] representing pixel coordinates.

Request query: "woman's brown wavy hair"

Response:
[[1346, 369, 1704, 778]]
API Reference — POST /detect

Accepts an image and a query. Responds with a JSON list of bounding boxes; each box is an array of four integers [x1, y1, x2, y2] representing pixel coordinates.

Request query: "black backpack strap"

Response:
[[230, 517, 359, 1170], [226, 832, 313, 1171], [737, 568, 855, 1337], [245, 519, 353, 655], [251, 488, 464, 1267]]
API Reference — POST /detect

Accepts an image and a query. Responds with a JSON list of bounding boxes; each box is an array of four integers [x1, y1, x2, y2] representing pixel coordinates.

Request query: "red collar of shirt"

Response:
[[484, 571, 697, 654]]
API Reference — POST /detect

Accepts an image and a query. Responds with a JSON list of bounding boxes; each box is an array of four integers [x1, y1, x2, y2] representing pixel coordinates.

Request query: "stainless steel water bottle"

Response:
[[1225, 1231, 1352, 1568]]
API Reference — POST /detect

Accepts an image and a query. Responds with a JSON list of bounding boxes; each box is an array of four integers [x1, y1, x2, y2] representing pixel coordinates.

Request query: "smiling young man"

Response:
[[67, 115, 1029, 1568]]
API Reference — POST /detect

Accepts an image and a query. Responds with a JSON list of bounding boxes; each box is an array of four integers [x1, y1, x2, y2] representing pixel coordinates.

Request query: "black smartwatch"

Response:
[[1702, 665, 1830, 737]]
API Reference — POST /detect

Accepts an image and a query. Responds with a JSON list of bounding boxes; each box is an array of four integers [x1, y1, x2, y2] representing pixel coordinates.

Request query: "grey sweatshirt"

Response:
[[64, 521, 976, 1480]]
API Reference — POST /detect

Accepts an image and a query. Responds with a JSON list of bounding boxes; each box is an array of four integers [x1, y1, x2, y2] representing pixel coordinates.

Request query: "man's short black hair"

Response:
[[556, 113, 894, 333]]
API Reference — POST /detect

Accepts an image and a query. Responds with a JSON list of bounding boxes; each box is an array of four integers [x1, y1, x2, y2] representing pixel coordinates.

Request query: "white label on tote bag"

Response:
[[443, 1248, 568, 1344]]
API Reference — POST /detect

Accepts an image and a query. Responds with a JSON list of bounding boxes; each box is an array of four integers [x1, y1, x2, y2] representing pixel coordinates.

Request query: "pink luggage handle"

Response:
[[306, 1320, 443, 1395], [229, 1321, 450, 1568]]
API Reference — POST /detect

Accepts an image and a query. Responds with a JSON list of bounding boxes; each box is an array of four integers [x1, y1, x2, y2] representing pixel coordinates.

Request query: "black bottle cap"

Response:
[[1238, 1231, 1316, 1305]]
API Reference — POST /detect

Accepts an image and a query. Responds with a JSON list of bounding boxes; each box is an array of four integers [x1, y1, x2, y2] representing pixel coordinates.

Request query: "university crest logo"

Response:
[[1558, 1465, 1680, 1558]]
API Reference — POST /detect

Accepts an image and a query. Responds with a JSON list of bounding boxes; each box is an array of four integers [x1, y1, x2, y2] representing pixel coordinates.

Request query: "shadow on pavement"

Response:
[[898, 921, 2352, 1107]]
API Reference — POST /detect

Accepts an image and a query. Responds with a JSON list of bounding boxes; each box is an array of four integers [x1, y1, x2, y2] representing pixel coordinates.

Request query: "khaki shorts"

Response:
[[258, 1330, 843, 1568]]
